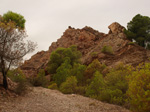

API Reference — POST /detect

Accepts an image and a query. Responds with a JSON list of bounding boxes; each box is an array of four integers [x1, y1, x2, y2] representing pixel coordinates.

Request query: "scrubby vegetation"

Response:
[[29, 69, 49, 87], [7, 69, 29, 95], [45, 46, 150, 112], [6, 45, 150, 111], [101, 46, 113, 54]]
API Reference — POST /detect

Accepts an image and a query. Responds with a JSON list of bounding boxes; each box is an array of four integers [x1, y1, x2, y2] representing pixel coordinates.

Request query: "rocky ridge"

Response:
[[20, 22, 150, 76]]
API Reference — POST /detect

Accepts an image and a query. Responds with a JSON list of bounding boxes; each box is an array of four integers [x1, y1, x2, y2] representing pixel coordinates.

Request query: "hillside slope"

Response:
[[0, 87, 130, 112], [20, 22, 150, 76]]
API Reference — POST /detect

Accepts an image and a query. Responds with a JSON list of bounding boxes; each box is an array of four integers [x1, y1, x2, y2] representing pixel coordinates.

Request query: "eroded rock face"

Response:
[[108, 22, 125, 34], [20, 23, 150, 76]]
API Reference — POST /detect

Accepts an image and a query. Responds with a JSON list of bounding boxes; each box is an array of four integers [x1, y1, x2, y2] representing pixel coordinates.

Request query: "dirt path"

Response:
[[0, 87, 130, 112]]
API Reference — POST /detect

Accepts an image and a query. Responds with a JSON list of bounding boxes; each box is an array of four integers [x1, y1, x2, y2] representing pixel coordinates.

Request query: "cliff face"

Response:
[[20, 22, 150, 76]]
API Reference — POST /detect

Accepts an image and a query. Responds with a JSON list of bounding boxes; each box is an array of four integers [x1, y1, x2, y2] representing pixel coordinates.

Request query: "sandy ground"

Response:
[[0, 87, 130, 112]]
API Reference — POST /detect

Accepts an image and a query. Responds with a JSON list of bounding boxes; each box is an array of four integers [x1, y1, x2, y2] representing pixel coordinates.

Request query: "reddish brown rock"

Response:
[[108, 22, 125, 34]]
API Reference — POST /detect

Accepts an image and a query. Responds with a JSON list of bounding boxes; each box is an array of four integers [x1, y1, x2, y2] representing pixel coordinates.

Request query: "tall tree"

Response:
[[0, 11, 36, 89], [47, 45, 81, 74], [124, 14, 150, 48]]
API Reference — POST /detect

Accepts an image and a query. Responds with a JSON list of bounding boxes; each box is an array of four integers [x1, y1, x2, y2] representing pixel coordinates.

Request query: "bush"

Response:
[[101, 46, 113, 54], [75, 86, 86, 95], [86, 71, 105, 97], [53, 59, 72, 86], [99, 89, 124, 105], [71, 63, 86, 86], [84, 59, 106, 81], [7, 69, 26, 83], [98, 63, 131, 105], [127, 63, 150, 112], [7, 69, 28, 95], [48, 83, 58, 90], [90, 52, 98, 58], [47, 45, 82, 74], [105, 69, 129, 93], [60, 76, 77, 94], [30, 69, 49, 87], [15, 78, 28, 95]]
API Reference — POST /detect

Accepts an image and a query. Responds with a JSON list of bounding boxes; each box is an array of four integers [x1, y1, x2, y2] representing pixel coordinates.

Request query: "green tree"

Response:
[[60, 76, 77, 94], [124, 14, 150, 47], [47, 45, 81, 74], [86, 71, 105, 97], [53, 59, 72, 86], [84, 59, 106, 81], [100, 64, 130, 105], [2, 11, 26, 29], [0, 11, 36, 89], [71, 63, 86, 85]]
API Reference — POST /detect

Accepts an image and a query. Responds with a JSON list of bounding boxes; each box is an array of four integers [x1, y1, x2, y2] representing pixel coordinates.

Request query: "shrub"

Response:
[[15, 78, 28, 95], [75, 86, 86, 95], [105, 69, 129, 93], [127, 63, 150, 112], [71, 63, 86, 85], [53, 59, 72, 86], [30, 69, 49, 87], [99, 89, 124, 105], [7, 69, 26, 83], [60, 76, 77, 94], [90, 52, 98, 58], [84, 59, 106, 81], [101, 46, 113, 54], [47, 45, 81, 74], [7, 69, 28, 95], [99, 64, 131, 105], [86, 71, 105, 97], [48, 83, 58, 90]]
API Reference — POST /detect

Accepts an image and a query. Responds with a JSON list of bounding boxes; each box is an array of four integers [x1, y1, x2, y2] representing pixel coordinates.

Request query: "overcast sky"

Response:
[[0, 0, 150, 60]]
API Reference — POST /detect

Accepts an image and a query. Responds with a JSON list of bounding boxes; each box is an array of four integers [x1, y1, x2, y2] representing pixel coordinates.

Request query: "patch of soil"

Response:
[[0, 87, 130, 112]]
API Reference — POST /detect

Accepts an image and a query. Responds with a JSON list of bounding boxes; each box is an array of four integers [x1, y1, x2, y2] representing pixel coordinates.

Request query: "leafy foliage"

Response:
[[7, 69, 26, 83], [29, 69, 49, 87], [60, 76, 77, 94], [127, 63, 150, 112], [86, 71, 105, 97], [2, 11, 26, 29], [48, 83, 58, 90], [101, 46, 113, 54], [53, 59, 72, 86], [71, 63, 86, 85], [7, 69, 28, 95], [100, 64, 130, 105], [47, 45, 81, 74], [124, 14, 150, 47], [84, 59, 106, 80]]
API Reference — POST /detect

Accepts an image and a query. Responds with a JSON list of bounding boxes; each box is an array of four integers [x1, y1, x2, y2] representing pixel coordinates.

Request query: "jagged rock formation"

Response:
[[20, 22, 150, 76]]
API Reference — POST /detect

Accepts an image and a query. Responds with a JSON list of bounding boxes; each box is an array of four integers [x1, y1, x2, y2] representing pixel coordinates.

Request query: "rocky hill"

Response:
[[20, 22, 150, 76]]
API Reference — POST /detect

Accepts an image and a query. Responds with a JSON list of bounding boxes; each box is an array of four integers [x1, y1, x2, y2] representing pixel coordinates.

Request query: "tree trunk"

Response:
[[3, 71, 8, 90]]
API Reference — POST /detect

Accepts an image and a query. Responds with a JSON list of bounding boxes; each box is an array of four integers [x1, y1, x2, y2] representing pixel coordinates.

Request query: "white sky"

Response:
[[0, 0, 150, 60]]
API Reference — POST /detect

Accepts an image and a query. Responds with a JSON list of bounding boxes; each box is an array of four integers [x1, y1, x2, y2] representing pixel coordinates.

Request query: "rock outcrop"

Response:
[[20, 22, 150, 76]]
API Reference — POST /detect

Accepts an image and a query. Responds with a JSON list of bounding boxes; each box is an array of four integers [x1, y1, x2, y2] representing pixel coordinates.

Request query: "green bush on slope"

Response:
[[127, 63, 150, 112]]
